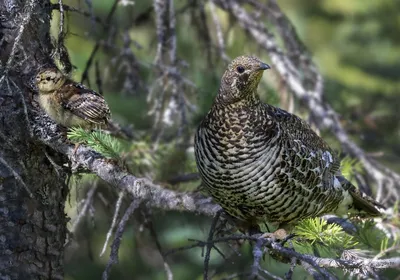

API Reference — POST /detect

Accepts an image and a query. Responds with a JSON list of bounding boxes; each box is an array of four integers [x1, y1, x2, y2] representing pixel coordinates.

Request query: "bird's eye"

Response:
[[46, 77, 51, 81], [236, 66, 245, 73]]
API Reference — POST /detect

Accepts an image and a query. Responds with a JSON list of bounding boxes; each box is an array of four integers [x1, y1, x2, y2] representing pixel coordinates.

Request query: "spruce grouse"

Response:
[[194, 55, 382, 229]]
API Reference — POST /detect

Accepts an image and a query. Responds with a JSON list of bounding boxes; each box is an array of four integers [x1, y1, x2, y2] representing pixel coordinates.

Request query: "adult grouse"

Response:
[[194, 55, 382, 229]]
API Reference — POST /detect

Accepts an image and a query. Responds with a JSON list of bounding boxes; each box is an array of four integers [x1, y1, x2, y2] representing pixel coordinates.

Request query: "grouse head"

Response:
[[218, 55, 270, 105], [36, 68, 66, 94]]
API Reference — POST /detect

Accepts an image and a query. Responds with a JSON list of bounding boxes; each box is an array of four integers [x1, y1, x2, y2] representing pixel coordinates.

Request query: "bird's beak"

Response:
[[258, 62, 271, 71]]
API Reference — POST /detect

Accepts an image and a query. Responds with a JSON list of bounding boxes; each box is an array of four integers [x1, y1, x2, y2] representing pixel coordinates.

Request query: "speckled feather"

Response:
[[195, 56, 382, 228], [36, 68, 110, 128], [61, 82, 110, 125]]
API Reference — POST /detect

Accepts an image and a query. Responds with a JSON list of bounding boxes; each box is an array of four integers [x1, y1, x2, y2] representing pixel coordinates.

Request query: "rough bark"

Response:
[[0, 0, 68, 279], [0, 0, 398, 279]]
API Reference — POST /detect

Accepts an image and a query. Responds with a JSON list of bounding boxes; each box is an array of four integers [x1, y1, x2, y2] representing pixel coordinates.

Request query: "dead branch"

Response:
[[102, 199, 140, 280], [150, 0, 191, 141], [147, 213, 174, 280], [51, 3, 106, 27], [100, 191, 125, 257], [167, 234, 400, 279], [204, 210, 223, 280], [70, 182, 98, 233], [81, 0, 119, 85], [32, 111, 221, 217], [208, 0, 229, 62]]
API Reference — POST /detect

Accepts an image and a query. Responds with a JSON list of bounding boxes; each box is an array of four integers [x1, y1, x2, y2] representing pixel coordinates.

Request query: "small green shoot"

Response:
[[67, 127, 121, 159]]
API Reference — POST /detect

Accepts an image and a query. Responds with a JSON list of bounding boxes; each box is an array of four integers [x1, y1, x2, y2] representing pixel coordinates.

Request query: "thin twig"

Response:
[[153, 0, 166, 64], [81, 0, 120, 84], [57, 0, 64, 47], [95, 60, 103, 95], [148, 216, 174, 280], [168, 0, 176, 64], [102, 199, 140, 280], [43, 149, 63, 177], [100, 191, 125, 257], [260, 268, 284, 280], [204, 210, 223, 280], [51, 3, 106, 27], [84, 0, 96, 31], [251, 237, 266, 277], [70, 182, 98, 233], [166, 233, 400, 278], [208, 0, 229, 62], [373, 245, 400, 261], [301, 261, 326, 280], [284, 242, 297, 280]]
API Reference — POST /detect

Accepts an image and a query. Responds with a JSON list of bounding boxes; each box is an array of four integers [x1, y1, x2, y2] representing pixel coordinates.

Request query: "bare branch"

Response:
[[51, 3, 105, 27], [153, 0, 168, 64], [100, 191, 125, 257], [251, 237, 266, 278], [373, 245, 400, 261], [166, 233, 399, 278], [57, 0, 64, 47], [33, 111, 221, 217], [151, 0, 191, 141], [284, 255, 297, 280], [204, 210, 223, 280], [147, 214, 174, 280], [208, 0, 229, 62], [70, 182, 98, 233], [81, 0, 119, 84], [102, 199, 140, 280]]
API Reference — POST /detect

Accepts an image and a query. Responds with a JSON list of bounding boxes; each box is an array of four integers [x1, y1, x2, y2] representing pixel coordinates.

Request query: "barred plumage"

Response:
[[194, 55, 382, 229]]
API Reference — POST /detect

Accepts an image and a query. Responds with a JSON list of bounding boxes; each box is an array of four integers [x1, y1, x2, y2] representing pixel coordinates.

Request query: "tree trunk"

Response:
[[0, 1, 68, 279]]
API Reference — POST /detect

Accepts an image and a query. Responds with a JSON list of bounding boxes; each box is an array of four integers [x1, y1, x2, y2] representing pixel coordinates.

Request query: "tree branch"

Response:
[[32, 111, 221, 217], [167, 234, 400, 278]]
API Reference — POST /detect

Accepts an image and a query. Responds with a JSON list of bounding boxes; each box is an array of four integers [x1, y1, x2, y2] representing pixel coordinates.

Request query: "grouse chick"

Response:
[[35, 68, 110, 128], [194, 55, 382, 230]]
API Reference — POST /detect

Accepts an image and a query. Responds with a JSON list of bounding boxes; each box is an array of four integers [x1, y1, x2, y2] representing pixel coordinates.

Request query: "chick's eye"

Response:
[[236, 66, 245, 73], [46, 77, 51, 81]]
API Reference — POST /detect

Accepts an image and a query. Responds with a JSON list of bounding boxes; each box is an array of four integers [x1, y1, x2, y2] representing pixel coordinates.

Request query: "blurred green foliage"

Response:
[[57, 0, 400, 279], [280, 0, 400, 160]]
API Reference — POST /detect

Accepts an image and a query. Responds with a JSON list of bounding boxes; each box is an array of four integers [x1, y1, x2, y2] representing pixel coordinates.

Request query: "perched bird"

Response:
[[195, 55, 382, 232], [35, 68, 110, 128]]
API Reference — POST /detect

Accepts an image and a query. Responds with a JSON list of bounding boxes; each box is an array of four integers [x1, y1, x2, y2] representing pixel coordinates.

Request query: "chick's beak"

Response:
[[258, 62, 271, 71]]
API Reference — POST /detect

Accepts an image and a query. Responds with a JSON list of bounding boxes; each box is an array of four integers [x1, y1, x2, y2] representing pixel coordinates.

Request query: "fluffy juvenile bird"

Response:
[[195, 55, 382, 231], [35, 68, 110, 128]]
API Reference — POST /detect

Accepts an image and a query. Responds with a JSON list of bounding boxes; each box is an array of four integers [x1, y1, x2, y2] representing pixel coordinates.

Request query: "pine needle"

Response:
[[294, 217, 358, 253], [67, 127, 121, 159]]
